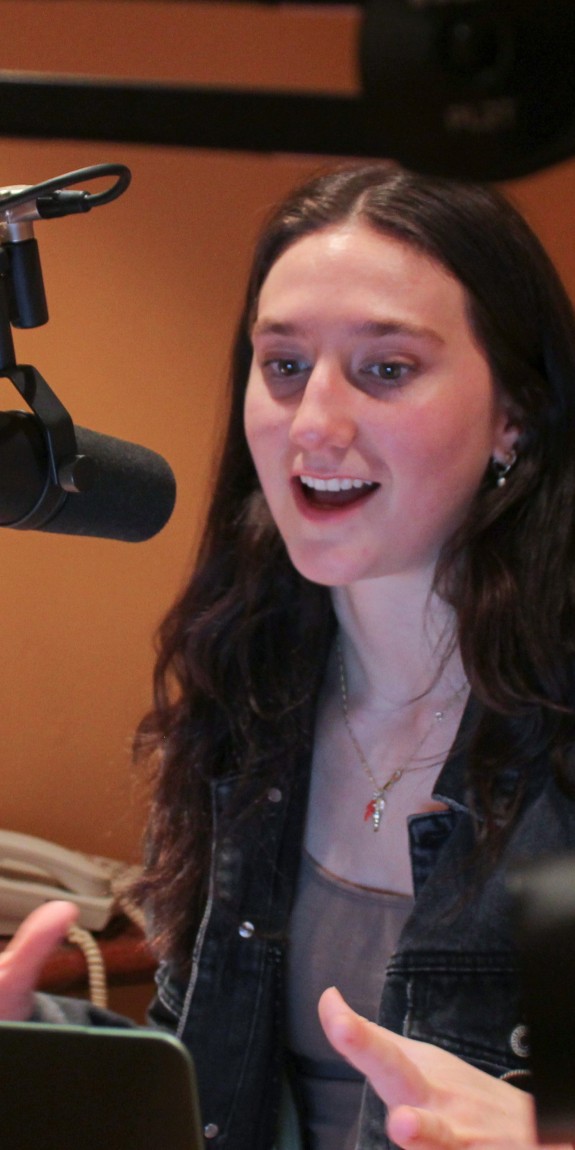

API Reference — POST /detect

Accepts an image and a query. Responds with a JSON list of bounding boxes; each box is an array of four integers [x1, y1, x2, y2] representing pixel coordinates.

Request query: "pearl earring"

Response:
[[492, 447, 518, 487]]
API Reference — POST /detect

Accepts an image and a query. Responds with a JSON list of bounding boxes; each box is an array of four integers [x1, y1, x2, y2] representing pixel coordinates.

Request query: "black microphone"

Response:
[[0, 411, 176, 542]]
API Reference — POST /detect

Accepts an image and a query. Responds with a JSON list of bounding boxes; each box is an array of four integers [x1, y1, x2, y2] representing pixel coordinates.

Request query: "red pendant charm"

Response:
[[364, 793, 386, 831]]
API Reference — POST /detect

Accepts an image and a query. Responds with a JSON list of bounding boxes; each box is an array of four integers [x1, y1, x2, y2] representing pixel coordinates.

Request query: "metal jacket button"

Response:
[[239, 920, 255, 938], [204, 1123, 219, 1139], [510, 1024, 529, 1058]]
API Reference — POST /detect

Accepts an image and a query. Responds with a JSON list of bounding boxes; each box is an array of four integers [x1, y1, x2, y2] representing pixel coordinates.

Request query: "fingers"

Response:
[[319, 989, 543, 1150], [3, 900, 79, 957], [318, 986, 430, 1110], [0, 900, 78, 1020]]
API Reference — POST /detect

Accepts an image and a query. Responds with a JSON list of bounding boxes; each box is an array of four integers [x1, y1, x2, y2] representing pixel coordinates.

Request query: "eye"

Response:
[[264, 357, 310, 378], [362, 361, 412, 384], [257, 356, 312, 396]]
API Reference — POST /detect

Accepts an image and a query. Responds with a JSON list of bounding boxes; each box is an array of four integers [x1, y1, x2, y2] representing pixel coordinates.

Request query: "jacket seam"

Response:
[[174, 783, 218, 1041]]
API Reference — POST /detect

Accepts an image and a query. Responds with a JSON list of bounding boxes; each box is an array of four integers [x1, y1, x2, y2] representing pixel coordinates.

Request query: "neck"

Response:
[[331, 573, 465, 714]]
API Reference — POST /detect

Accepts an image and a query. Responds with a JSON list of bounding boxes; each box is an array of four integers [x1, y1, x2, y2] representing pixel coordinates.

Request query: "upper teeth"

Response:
[[299, 476, 376, 492]]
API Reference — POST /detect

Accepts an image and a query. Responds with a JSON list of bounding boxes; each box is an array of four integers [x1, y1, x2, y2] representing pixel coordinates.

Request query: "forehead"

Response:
[[255, 223, 471, 333]]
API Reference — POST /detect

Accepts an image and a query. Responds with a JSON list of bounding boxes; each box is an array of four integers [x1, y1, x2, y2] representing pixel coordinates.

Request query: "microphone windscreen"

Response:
[[40, 426, 177, 542]]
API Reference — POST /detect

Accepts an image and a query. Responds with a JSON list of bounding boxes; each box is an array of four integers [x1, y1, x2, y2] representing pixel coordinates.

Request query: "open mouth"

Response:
[[296, 475, 379, 509]]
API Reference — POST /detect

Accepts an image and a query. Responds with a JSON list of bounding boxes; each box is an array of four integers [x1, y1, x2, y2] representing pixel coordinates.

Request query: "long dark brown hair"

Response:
[[135, 162, 575, 966]]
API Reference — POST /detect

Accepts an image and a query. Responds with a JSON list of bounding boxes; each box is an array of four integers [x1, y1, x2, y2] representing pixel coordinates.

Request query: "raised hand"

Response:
[[318, 986, 542, 1150], [0, 900, 78, 1021]]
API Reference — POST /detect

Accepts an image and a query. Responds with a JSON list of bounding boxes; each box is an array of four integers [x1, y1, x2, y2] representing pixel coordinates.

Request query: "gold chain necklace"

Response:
[[336, 637, 465, 832]]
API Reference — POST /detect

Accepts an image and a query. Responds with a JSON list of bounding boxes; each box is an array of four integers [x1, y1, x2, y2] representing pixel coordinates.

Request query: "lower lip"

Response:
[[291, 478, 378, 521]]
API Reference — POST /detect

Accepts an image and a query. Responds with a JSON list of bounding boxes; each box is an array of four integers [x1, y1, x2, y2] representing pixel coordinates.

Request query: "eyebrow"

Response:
[[251, 318, 445, 345]]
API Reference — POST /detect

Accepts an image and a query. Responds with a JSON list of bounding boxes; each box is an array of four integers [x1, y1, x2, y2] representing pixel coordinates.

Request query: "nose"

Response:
[[289, 362, 357, 452]]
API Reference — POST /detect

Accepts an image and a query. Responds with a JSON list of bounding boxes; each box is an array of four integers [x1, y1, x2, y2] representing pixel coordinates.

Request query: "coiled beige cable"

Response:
[[65, 860, 146, 1009], [66, 922, 108, 1009]]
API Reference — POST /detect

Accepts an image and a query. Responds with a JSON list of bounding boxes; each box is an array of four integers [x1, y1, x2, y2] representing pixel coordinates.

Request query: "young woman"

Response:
[[3, 163, 575, 1150]]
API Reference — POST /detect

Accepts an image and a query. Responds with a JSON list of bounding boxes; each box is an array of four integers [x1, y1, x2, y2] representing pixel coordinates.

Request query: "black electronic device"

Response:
[[359, 0, 575, 181], [0, 1023, 203, 1150]]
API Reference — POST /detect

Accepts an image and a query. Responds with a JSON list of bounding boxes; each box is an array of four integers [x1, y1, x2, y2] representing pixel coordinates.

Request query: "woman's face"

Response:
[[244, 222, 518, 587]]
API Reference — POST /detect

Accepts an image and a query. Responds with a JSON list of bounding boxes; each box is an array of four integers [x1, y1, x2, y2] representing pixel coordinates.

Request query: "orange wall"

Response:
[[0, 2, 573, 863]]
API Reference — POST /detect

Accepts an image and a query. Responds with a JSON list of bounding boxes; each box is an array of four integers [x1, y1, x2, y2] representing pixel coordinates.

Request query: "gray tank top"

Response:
[[286, 851, 413, 1150]]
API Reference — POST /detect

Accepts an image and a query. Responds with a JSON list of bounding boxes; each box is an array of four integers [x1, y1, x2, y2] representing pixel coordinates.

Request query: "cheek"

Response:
[[243, 378, 266, 457], [244, 381, 285, 485], [386, 404, 495, 530], [402, 389, 497, 473]]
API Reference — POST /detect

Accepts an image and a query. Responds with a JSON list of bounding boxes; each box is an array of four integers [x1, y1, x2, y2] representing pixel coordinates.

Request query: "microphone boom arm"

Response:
[[0, 163, 131, 529]]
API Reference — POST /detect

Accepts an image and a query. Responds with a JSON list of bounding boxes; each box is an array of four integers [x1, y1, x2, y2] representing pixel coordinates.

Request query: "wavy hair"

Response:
[[135, 163, 575, 966]]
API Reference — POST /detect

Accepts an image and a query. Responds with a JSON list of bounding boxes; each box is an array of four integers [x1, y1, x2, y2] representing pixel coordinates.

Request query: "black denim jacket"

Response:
[[148, 723, 575, 1150]]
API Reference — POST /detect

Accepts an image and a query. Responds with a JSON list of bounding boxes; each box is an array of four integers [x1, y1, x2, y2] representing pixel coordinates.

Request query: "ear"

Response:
[[491, 402, 523, 465]]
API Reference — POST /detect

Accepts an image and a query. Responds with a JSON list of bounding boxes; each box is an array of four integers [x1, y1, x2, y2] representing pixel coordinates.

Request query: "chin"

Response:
[[286, 547, 378, 588], [285, 542, 442, 588]]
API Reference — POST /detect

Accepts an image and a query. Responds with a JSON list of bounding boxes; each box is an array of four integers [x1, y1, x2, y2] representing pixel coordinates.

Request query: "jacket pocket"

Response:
[[386, 952, 530, 1079]]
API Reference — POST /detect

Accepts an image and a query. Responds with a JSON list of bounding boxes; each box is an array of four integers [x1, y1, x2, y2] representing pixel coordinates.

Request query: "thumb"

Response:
[[318, 986, 430, 1110], [387, 1106, 460, 1150], [0, 900, 78, 1020]]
